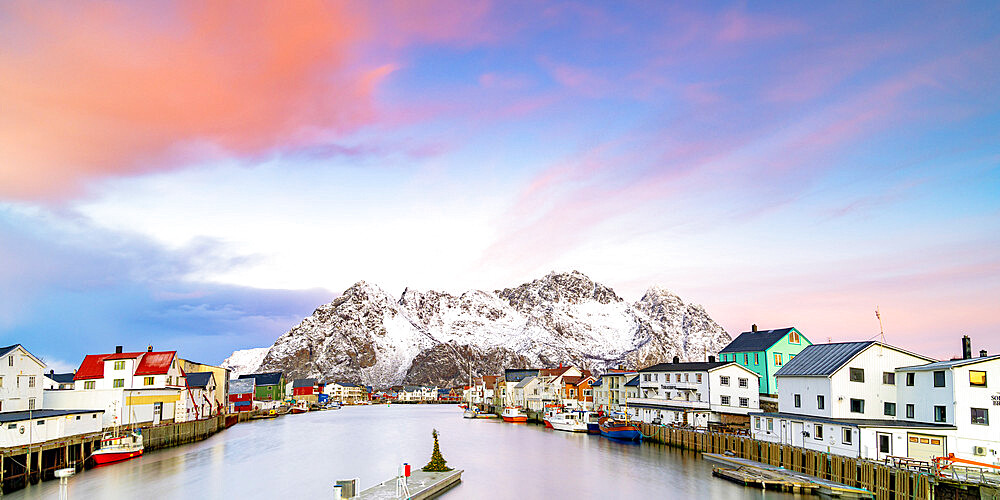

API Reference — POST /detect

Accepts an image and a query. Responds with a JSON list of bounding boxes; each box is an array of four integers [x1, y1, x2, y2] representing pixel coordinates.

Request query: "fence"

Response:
[[638, 423, 934, 500]]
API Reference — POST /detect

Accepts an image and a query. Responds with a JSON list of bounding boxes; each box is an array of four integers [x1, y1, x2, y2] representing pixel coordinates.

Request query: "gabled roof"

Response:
[[775, 341, 934, 377], [0, 344, 46, 368], [896, 354, 1000, 371], [45, 372, 76, 384], [292, 378, 317, 388], [625, 376, 640, 387], [720, 328, 798, 353], [74, 350, 176, 380], [514, 376, 536, 389], [238, 372, 282, 386], [229, 378, 254, 393], [639, 361, 729, 372], [185, 372, 215, 389]]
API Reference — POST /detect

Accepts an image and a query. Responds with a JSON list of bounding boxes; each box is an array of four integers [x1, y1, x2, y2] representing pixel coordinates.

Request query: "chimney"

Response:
[[752, 324, 758, 333], [115, 345, 123, 354], [672, 356, 680, 364], [962, 335, 972, 360], [708, 355, 716, 363], [981, 350, 989, 358], [147, 345, 153, 352]]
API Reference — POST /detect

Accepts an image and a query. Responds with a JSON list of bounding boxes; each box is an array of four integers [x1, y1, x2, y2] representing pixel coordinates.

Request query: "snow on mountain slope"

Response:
[[219, 347, 269, 379], [256, 271, 732, 387]]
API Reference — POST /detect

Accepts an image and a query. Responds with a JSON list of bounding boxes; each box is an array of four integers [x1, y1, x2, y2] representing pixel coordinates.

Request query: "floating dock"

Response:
[[703, 453, 874, 499], [355, 469, 463, 499]]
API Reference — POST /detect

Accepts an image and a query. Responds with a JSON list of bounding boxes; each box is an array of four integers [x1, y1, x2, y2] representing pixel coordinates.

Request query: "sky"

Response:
[[1, 1, 998, 368]]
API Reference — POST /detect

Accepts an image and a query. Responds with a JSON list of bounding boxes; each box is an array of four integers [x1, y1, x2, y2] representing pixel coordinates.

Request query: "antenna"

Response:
[[875, 306, 886, 343]]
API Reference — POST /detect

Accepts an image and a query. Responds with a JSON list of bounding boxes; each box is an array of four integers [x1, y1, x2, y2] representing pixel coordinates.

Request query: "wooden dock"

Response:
[[355, 469, 463, 500], [704, 453, 874, 499]]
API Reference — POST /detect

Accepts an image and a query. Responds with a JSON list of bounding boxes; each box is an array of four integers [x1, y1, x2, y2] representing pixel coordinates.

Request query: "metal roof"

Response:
[[238, 372, 282, 386], [504, 369, 538, 382], [750, 412, 957, 430], [0, 409, 103, 423], [774, 341, 875, 377], [45, 372, 76, 384], [229, 378, 254, 394], [514, 376, 536, 389], [292, 378, 317, 388], [185, 372, 215, 388], [896, 354, 1000, 371], [624, 376, 640, 386], [720, 328, 797, 353]]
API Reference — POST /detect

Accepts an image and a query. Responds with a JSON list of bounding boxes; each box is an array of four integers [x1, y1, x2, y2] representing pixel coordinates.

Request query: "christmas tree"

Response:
[[421, 429, 452, 472]]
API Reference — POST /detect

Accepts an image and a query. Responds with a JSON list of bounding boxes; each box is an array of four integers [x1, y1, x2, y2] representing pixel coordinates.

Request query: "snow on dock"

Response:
[[355, 469, 463, 500]]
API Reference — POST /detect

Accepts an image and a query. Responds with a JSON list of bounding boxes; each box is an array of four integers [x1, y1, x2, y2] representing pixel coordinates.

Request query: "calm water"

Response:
[[12, 405, 805, 499]]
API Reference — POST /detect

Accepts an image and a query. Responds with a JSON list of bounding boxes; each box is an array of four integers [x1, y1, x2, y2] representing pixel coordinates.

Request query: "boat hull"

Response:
[[550, 421, 588, 433], [586, 423, 600, 434], [92, 449, 143, 465], [502, 415, 527, 423], [291, 408, 308, 414]]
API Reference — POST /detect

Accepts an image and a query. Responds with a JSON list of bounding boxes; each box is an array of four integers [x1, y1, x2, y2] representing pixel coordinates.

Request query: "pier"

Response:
[[704, 453, 874, 499], [355, 469, 463, 500]]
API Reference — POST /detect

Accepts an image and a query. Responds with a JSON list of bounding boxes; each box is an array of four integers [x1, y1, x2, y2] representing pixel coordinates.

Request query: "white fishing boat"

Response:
[[549, 411, 589, 433], [501, 406, 527, 423]]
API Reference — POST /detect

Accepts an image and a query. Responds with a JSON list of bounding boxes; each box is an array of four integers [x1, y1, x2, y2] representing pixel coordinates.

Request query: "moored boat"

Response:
[[463, 407, 479, 419], [598, 415, 643, 442], [549, 411, 589, 433], [291, 401, 309, 414], [501, 406, 528, 423], [584, 411, 601, 434], [92, 430, 143, 465], [542, 405, 561, 429]]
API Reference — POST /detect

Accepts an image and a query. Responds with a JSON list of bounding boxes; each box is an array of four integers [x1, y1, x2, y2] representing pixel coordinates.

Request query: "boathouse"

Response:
[[238, 372, 285, 401], [183, 372, 218, 420]]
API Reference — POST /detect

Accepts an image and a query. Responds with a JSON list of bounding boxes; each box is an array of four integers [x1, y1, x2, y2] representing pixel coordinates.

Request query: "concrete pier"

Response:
[[355, 469, 463, 499]]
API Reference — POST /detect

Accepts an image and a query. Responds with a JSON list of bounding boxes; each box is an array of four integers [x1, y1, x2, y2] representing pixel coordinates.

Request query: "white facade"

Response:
[[629, 363, 760, 428], [592, 372, 637, 412], [0, 345, 46, 412], [44, 388, 181, 428], [326, 382, 365, 403], [0, 410, 104, 448]]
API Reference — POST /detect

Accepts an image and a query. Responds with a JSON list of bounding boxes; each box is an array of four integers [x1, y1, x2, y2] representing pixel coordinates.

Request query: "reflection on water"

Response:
[[11, 405, 806, 499]]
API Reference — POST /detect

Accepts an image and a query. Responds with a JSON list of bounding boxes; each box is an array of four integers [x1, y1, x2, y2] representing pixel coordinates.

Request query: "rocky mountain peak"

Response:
[[497, 270, 622, 311]]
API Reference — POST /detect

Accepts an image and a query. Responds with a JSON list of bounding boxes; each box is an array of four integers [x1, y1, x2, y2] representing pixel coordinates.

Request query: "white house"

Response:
[[500, 369, 538, 408], [44, 346, 187, 427], [182, 372, 218, 420], [43, 371, 76, 391], [326, 381, 365, 403], [751, 341, 953, 460], [0, 344, 47, 412], [894, 347, 1000, 464], [592, 370, 637, 412], [0, 409, 104, 448], [628, 358, 761, 429], [513, 376, 540, 409]]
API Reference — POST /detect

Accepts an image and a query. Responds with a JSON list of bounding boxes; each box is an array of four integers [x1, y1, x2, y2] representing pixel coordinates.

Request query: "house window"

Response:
[[744, 354, 749, 365], [720, 376, 730, 386], [144, 376, 154, 386], [167, 376, 172, 385], [850, 398, 865, 413], [971, 408, 989, 425], [84, 380, 95, 390], [6, 423, 15, 429], [933, 371, 945, 387], [113, 379, 124, 388], [696, 374, 702, 383], [720, 396, 731, 405], [739, 397, 749, 408], [28, 376, 35, 388], [970, 371, 987, 387], [28, 398, 36, 410], [849, 368, 864, 382], [114, 360, 125, 370], [754, 353, 759, 365], [767, 418, 773, 432], [842, 428, 853, 445], [0, 376, 3, 387], [36, 419, 44, 425], [737, 377, 747, 388], [789, 330, 800, 344], [8, 355, 12, 366], [817, 395, 825, 410], [814, 424, 823, 440], [643, 374, 651, 382], [906, 404, 914, 419], [675, 374, 681, 382], [934, 405, 946, 422], [884, 402, 896, 416], [906, 373, 914, 386], [794, 394, 801, 408], [774, 353, 783, 366], [882, 372, 895, 385], [755, 417, 761, 429]]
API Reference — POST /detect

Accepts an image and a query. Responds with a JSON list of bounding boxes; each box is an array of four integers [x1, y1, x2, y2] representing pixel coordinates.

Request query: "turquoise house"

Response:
[[718, 326, 811, 396]]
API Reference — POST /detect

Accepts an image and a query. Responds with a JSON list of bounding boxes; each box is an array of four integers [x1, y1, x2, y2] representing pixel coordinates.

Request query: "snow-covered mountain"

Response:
[[220, 347, 268, 379], [249, 271, 732, 387]]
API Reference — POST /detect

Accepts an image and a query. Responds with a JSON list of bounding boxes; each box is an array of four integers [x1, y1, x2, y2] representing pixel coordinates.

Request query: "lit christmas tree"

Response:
[[421, 429, 452, 472]]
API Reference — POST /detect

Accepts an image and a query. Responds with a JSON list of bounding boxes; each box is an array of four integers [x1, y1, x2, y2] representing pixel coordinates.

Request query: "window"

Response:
[[971, 408, 989, 425], [720, 376, 730, 386], [0, 376, 4, 387], [721, 395, 731, 405], [167, 376, 172, 385], [843, 428, 852, 445], [906, 404, 914, 419], [933, 371, 945, 387], [739, 378, 748, 388], [144, 376, 154, 386], [906, 372, 914, 386], [794, 394, 801, 408], [8, 355, 12, 366], [884, 402, 896, 416], [814, 424, 823, 440], [675, 374, 681, 382], [850, 398, 865, 413], [849, 368, 864, 382], [767, 418, 773, 432], [643, 374, 651, 382], [28, 398, 35, 410], [114, 360, 125, 370], [755, 417, 761, 429], [883, 372, 895, 385], [684, 373, 689, 382], [774, 353, 783, 366], [970, 370, 987, 387], [28, 376, 35, 388], [696, 393, 701, 401], [744, 354, 749, 365], [934, 405, 946, 422], [36, 420, 44, 425], [754, 353, 759, 365], [696, 373, 702, 383], [789, 330, 800, 344], [6, 423, 15, 429], [84, 380, 95, 390], [817, 395, 825, 410], [739, 397, 749, 408], [113, 379, 124, 388]]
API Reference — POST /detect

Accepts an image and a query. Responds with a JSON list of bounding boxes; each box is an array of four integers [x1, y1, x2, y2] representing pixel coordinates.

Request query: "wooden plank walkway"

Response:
[[704, 453, 874, 499]]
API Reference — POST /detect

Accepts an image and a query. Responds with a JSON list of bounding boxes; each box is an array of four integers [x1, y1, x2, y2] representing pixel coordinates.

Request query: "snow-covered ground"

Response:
[[220, 347, 269, 378]]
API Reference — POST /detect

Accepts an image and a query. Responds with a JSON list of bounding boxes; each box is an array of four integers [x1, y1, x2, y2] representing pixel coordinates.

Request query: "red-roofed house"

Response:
[[45, 346, 189, 427]]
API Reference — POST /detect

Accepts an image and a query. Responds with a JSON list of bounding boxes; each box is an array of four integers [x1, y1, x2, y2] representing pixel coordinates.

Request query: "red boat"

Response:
[[501, 406, 527, 423], [92, 430, 143, 465]]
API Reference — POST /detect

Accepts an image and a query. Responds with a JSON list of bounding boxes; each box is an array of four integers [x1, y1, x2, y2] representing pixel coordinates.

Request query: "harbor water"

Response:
[[10, 405, 806, 499]]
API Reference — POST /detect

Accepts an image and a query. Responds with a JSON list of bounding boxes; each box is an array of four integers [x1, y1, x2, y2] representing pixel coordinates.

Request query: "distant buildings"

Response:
[[184, 372, 219, 420], [326, 381, 365, 403], [238, 372, 285, 401], [228, 377, 254, 412]]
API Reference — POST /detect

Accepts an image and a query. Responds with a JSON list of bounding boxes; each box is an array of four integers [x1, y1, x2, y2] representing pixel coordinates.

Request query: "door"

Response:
[[877, 432, 892, 459], [791, 421, 804, 447], [153, 402, 163, 425], [907, 433, 945, 461]]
